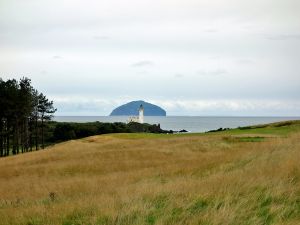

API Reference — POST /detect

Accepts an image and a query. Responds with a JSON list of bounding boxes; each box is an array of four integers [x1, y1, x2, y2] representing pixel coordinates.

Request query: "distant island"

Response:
[[110, 100, 166, 116]]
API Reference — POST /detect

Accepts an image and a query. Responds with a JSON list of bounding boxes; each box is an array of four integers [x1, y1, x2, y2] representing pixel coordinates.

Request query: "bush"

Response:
[[53, 123, 76, 141]]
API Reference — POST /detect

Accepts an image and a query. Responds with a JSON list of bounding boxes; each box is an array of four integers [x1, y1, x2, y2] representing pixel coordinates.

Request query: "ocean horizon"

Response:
[[53, 116, 300, 133]]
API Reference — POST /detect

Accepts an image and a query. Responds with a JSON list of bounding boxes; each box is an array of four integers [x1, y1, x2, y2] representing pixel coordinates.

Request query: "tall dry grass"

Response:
[[0, 131, 299, 225]]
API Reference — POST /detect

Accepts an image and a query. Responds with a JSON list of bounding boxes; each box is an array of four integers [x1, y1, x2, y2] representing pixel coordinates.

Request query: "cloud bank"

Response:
[[0, 0, 299, 116]]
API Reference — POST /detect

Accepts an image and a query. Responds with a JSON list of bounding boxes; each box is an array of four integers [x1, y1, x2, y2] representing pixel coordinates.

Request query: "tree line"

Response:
[[51, 121, 165, 141], [0, 77, 56, 157]]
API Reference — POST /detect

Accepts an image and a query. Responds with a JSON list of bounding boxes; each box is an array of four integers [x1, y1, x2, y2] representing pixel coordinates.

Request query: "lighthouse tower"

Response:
[[139, 104, 144, 124]]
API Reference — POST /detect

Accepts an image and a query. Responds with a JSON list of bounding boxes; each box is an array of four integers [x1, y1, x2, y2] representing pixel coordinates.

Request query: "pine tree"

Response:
[[38, 93, 57, 149]]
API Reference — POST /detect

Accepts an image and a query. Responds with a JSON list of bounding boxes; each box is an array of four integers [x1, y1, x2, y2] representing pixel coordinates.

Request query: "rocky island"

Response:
[[110, 100, 166, 116]]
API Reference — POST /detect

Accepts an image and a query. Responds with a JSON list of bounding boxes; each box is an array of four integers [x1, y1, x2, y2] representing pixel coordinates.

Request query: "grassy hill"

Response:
[[0, 121, 300, 225]]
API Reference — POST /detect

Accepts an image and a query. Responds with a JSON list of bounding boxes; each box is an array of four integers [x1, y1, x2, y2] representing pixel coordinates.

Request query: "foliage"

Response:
[[0, 77, 56, 157], [51, 121, 166, 142]]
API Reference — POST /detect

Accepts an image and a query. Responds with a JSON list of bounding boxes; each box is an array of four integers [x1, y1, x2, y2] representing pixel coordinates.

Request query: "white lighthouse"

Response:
[[139, 104, 144, 124]]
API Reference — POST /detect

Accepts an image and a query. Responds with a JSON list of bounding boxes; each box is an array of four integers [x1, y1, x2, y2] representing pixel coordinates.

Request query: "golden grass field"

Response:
[[0, 121, 300, 225]]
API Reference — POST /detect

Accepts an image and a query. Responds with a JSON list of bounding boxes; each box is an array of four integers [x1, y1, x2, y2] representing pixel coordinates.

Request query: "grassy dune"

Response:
[[0, 121, 300, 225]]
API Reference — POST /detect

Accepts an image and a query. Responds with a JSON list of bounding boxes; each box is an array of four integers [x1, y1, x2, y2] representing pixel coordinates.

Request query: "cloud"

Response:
[[174, 73, 184, 78], [50, 95, 300, 116], [203, 28, 218, 33], [93, 35, 110, 40], [151, 99, 300, 116], [236, 59, 255, 65], [40, 70, 48, 74], [266, 34, 300, 41], [52, 55, 62, 59], [131, 60, 154, 67], [196, 69, 227, 76], [50, 95, 122, 115], [1, 0, 300, 116], [137, 71, 148, 75]]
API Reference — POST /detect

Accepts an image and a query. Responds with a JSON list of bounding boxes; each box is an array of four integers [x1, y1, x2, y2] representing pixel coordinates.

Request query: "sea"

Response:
[[53, 116, 300, 133]]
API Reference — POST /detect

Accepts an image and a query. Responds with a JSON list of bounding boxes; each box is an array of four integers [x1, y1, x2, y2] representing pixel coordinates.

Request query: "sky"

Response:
[[0, 0, 300, 116]]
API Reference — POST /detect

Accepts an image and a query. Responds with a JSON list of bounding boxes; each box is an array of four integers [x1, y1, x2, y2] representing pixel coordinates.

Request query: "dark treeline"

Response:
[[0, 77, 56, 157], [48, 121, 165, 142]]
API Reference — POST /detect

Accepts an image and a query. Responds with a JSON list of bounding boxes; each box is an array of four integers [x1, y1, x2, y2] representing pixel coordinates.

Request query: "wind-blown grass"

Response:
[[0, 121, 300, 225]]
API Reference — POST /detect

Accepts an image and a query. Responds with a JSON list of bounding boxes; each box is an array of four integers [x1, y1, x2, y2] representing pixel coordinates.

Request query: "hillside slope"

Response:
[[0, 121, 300, 225]]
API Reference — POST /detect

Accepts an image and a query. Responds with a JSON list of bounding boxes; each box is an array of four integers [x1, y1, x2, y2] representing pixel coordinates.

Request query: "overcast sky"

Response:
[[1, 0, 300, 116]]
